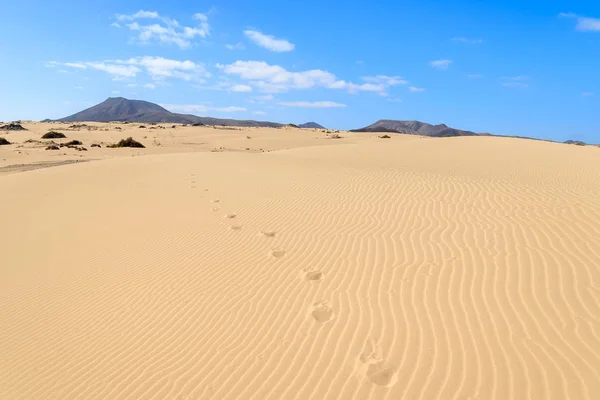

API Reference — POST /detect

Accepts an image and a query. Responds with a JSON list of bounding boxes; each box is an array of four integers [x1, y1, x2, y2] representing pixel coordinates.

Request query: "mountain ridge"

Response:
[[56, 97, 318, 128], [350, 119, 487, 137]]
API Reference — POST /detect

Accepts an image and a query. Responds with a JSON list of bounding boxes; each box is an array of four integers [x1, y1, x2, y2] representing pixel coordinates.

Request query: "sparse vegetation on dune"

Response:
[[42, 131, 67, 139], [0, 123, 26, 131], [107, 137, 145, 148], [61, 140, 82, 146], [0, 137, 11, 145]]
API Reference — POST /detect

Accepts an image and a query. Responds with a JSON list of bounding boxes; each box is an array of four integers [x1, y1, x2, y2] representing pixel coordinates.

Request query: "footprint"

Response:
[[359, 341, 383, 365], [211, 199, 220, 203], [204, 189, 209, 191], [260, 231, 276, 238], [270, 249, 285, 258], [212, 207, 220, 212], [311, 301, 334, 323], [305, 270, 323, 281], [230, 225, 243, 231], [366, 364, 398, 387], [225, 214, 237, 219]]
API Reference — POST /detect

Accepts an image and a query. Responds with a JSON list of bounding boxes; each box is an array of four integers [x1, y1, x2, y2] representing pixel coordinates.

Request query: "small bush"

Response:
[[139, 125, 146, 129], [0, 123, 26, 131], [379, 134, 392, 139], [91, 143, 101, 148], [60, 140, 82, 146], [108, 137, 145, 148], [45, 145, 59, 150], [42, 131, 66, 139], [192, 122, 204, 126], [0, 137, 11, 145], [330, 133, 342, 139]]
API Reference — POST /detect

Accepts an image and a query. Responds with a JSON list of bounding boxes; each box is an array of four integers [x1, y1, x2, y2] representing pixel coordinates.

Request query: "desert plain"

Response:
[[1, 122, 600, 399]]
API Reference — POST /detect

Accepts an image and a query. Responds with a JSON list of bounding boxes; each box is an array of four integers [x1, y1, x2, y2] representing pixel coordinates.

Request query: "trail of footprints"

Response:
[[191, 174, 390, 388]]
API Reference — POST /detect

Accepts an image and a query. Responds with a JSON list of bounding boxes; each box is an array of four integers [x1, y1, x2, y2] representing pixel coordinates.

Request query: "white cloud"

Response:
[[221, 60, 402, 95], [230, 84, 253, 92], [115, 10, 210, 49], [559, 12, 600, 31], [362, 75, 408, 86], [244, 30, 295, 52], [112, 90, 120, 94], [248, 94, 275, 104], [85, 62, 141, 78], [452, 37, 483, 44], [193, 13, 210, 36], [144, 83, 156, 89], [278, 101, 346, 108], [74, 85, 84, 89], [163, 104, 247, 113], [225, 42, 245, 50], [253, 111, 267, 115], [501, 76, 529, 88], [116, 10, 160, 21], [502, 82, 528, 88], [50, 56, 208, 82], [64, 62, 87, 69], [408, 86, 425, 93], [126, 83, 138, 88], [430, 59, 453, 69], [582, 92, 594, 96]]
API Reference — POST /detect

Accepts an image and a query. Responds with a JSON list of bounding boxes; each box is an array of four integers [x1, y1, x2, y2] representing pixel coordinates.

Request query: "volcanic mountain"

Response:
[[57, 97, 284, 127], [350, 120, 488, 137]]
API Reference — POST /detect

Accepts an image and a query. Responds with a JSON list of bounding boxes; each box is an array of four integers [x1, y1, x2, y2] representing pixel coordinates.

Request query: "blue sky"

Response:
[[0, 0, 598, 142]]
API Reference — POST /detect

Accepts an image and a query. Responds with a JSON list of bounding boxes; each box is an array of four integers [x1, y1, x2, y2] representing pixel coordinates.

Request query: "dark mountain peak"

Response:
[[56, 97, 284, 128], [350, 120, 483, 137], [299, 122, 326, 129]]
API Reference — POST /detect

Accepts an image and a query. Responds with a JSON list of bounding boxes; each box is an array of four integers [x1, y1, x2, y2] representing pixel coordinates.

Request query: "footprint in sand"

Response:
[[270, 249, 285, 258], [212, 207, 220, 212], [230, 225, 243, 231], [211, 199, 220, 203], [260, 231, 276, 238], [305, 270, 323, 281], [225, 214, 237, 219], [311, 301, 334, 323], [366, 364, 398, 387]]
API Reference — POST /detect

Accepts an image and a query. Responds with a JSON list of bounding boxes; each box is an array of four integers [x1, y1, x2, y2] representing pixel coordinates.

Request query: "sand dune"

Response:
[[1, 126, 600, 399]]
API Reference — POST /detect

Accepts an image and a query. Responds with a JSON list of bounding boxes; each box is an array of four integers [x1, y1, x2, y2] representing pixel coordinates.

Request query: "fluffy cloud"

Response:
[[559, 12, 600, 31], [430, 59, 453, 69], [221, 60, 404, 94], [451, 37, 483, 44], [113, 10, 210, 49], [408, 86, 425, 93], [49, 56, 209, 82], [230, 84, 253, 92], [253, 111, 267, 115], [278, 101, 346, 108], [163, 104, 247, 113], [244, 30, 295, 52]]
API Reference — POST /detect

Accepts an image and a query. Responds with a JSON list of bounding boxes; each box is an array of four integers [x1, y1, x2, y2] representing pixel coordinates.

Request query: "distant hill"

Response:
[[350, 120, 485, 137], [299, 122, 325, 129], [57, 97, 282, 127]]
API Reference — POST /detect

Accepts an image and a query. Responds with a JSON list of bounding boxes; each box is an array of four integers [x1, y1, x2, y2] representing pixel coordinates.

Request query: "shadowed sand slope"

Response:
[[1, 137, 600, 399]]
